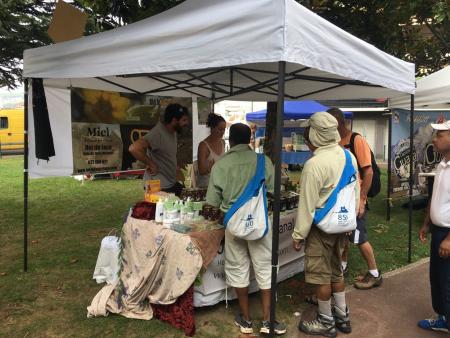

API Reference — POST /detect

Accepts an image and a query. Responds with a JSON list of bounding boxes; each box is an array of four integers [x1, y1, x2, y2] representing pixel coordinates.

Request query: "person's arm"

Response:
[[197, 141, 211, 175], [129, 138, 158, 175], [292, 168, 320, 242], [359, 165, 373, 215], [353, 136, 373, 217], [419, 204, 431, 243]]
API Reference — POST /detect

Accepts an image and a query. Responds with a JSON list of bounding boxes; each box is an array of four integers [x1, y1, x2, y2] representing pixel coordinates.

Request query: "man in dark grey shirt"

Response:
[[129, 103, 190, 195]]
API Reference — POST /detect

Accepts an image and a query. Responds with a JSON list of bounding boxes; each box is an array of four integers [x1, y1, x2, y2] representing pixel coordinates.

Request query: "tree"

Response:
[[298, 0, 449, 76], [0, 0, 53, 89], [1, 0, 448, 89], [0, 0, 184, 89]]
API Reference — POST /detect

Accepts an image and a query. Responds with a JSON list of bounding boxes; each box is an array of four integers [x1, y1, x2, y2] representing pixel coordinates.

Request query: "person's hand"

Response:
[[146, 161, 158, 175], [293, 239, 304, 252], [357, 198, 366, 218], [418, 223, 430, 244], [439, 238, 450, 258]]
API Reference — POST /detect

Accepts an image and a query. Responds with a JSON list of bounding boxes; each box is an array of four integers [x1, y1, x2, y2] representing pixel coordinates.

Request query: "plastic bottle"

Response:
[[180, 201, 186, 221], [155, 198, 164, 223]]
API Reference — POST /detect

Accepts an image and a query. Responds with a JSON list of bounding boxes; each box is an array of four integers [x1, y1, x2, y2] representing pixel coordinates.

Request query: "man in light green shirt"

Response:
[[206, 123, 286, 336], [293, 112, 359, 337]]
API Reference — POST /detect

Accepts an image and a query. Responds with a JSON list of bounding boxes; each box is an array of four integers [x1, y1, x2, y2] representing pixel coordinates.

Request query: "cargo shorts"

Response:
[[304, 226, 346, 285]]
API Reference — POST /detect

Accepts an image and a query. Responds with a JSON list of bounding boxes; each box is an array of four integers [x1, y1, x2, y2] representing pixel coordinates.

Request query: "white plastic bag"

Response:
[[92, 235, 121, 284]]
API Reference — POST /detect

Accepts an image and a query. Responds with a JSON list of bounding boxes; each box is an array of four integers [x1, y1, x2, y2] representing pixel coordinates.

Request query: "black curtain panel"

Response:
[[32, 78, 55, 161]]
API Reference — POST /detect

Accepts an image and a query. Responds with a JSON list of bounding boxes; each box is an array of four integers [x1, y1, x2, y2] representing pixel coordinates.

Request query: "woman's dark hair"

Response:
[[206, 113, 225, 129], [326, 107, 345, 124], [163, 103, 189, 124]]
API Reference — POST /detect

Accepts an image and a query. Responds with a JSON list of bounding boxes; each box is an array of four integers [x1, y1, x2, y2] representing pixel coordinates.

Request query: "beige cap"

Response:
[[431, 121, 450, 131], [300, 112, 341, 147]]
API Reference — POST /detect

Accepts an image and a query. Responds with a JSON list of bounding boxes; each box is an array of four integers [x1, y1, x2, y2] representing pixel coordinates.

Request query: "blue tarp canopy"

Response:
[[246, 100, 353, 121]]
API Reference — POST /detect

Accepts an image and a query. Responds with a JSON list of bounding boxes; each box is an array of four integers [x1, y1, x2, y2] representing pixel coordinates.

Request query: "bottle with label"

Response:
[[155, 198, 164, 223]]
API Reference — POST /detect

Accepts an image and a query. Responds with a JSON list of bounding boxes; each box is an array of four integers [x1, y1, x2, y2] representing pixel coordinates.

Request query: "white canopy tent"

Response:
[[24, 0, 414, 97], [390, 66, 450, 110], [23, 0, 415, 178], [23, 0, 415, 333]]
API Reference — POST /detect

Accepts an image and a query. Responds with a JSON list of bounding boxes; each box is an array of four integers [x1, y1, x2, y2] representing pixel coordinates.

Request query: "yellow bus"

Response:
[[0, 109, 24, 154]]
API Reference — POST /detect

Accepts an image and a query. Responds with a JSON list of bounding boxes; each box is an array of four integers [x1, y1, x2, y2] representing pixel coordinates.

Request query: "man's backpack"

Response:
[[347, 132, 381, 198]]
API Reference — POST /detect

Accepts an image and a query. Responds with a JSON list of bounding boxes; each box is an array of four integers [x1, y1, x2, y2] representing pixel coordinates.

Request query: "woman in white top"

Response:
[[196, 113, 226, 188]]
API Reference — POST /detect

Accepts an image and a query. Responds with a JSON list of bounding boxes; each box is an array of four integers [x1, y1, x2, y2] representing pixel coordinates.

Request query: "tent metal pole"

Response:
[[408, 95, 415, 263], [269, 61, 285, 337], [23, 78, 29, 272], [387, 112, 392, 221]]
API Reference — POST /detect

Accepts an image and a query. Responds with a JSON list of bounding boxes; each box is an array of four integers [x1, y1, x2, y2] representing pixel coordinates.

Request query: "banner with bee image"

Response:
[[71, 88, 193, 175], [390, 109, 450, 197]]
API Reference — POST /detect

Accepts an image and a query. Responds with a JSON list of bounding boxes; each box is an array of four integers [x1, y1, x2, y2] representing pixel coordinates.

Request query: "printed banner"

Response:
[[390, 109, 449, 197], [71, 88, 192, 175]]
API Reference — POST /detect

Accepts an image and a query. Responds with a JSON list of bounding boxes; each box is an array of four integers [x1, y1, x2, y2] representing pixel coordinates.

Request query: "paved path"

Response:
[[292, 258, 442, 337]]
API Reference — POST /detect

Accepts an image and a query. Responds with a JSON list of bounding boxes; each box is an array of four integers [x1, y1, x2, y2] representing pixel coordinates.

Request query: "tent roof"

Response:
[[24, 0, 415, 101], [390, 66, 450, 110], [246, 100, 352, 121]]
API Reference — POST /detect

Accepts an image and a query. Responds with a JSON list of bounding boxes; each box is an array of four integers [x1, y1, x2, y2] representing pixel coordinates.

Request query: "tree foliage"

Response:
[[298, 0, 449, 75], [0, 0, 53, 89], [0, 0, 448, 89]]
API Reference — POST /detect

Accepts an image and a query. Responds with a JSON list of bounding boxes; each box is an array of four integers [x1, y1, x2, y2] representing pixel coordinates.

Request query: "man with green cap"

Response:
[[293, 112, 360, 337]]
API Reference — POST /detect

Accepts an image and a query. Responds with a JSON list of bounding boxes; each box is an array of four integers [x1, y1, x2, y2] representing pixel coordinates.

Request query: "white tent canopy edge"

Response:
[[390, 66, 450, 110]]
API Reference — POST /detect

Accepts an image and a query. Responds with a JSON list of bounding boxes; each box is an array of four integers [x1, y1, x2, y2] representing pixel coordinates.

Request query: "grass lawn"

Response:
[[0, 156, 429, 337]]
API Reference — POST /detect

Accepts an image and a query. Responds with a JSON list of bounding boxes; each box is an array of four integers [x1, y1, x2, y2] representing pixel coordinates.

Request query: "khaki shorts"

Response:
[[304, 226, 345, 285], [224, 228, 272, 289]]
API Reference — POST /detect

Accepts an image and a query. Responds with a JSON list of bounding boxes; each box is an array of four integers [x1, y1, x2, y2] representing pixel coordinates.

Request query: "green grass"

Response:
[[0, 156, 429, 337]]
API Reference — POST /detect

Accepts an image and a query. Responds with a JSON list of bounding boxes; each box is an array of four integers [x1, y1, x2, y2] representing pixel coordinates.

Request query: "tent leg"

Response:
[[387, 113, 392, 221], [408, 95, 414, 263], [24, 78, 29, 272], [269, 61, 285, 337]]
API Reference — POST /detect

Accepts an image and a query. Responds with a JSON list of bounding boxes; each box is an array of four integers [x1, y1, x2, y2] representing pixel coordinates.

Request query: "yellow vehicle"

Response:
[[0, 109, 24, 154]]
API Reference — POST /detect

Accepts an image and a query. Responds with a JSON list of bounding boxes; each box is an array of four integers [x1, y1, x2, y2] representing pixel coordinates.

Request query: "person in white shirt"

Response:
[[418, 120, 450, 333]]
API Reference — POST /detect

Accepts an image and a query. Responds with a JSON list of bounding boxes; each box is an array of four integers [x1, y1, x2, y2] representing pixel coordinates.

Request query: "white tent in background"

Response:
[[390, 66, 450, 109]]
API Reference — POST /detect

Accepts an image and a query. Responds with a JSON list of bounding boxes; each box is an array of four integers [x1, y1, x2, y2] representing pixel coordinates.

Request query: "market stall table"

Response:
[[88, 203, 304, 336], [281, 151, 310, 165]]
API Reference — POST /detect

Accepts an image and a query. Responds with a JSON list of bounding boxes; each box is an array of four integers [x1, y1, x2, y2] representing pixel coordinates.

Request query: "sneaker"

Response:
[[260, 320, 287, 335], [234, 313, 253, 334], [298, 313, 337, 338], [332, 305, 352, 334], [354, 271, 383, 290], [418, 315, 450, 333]]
